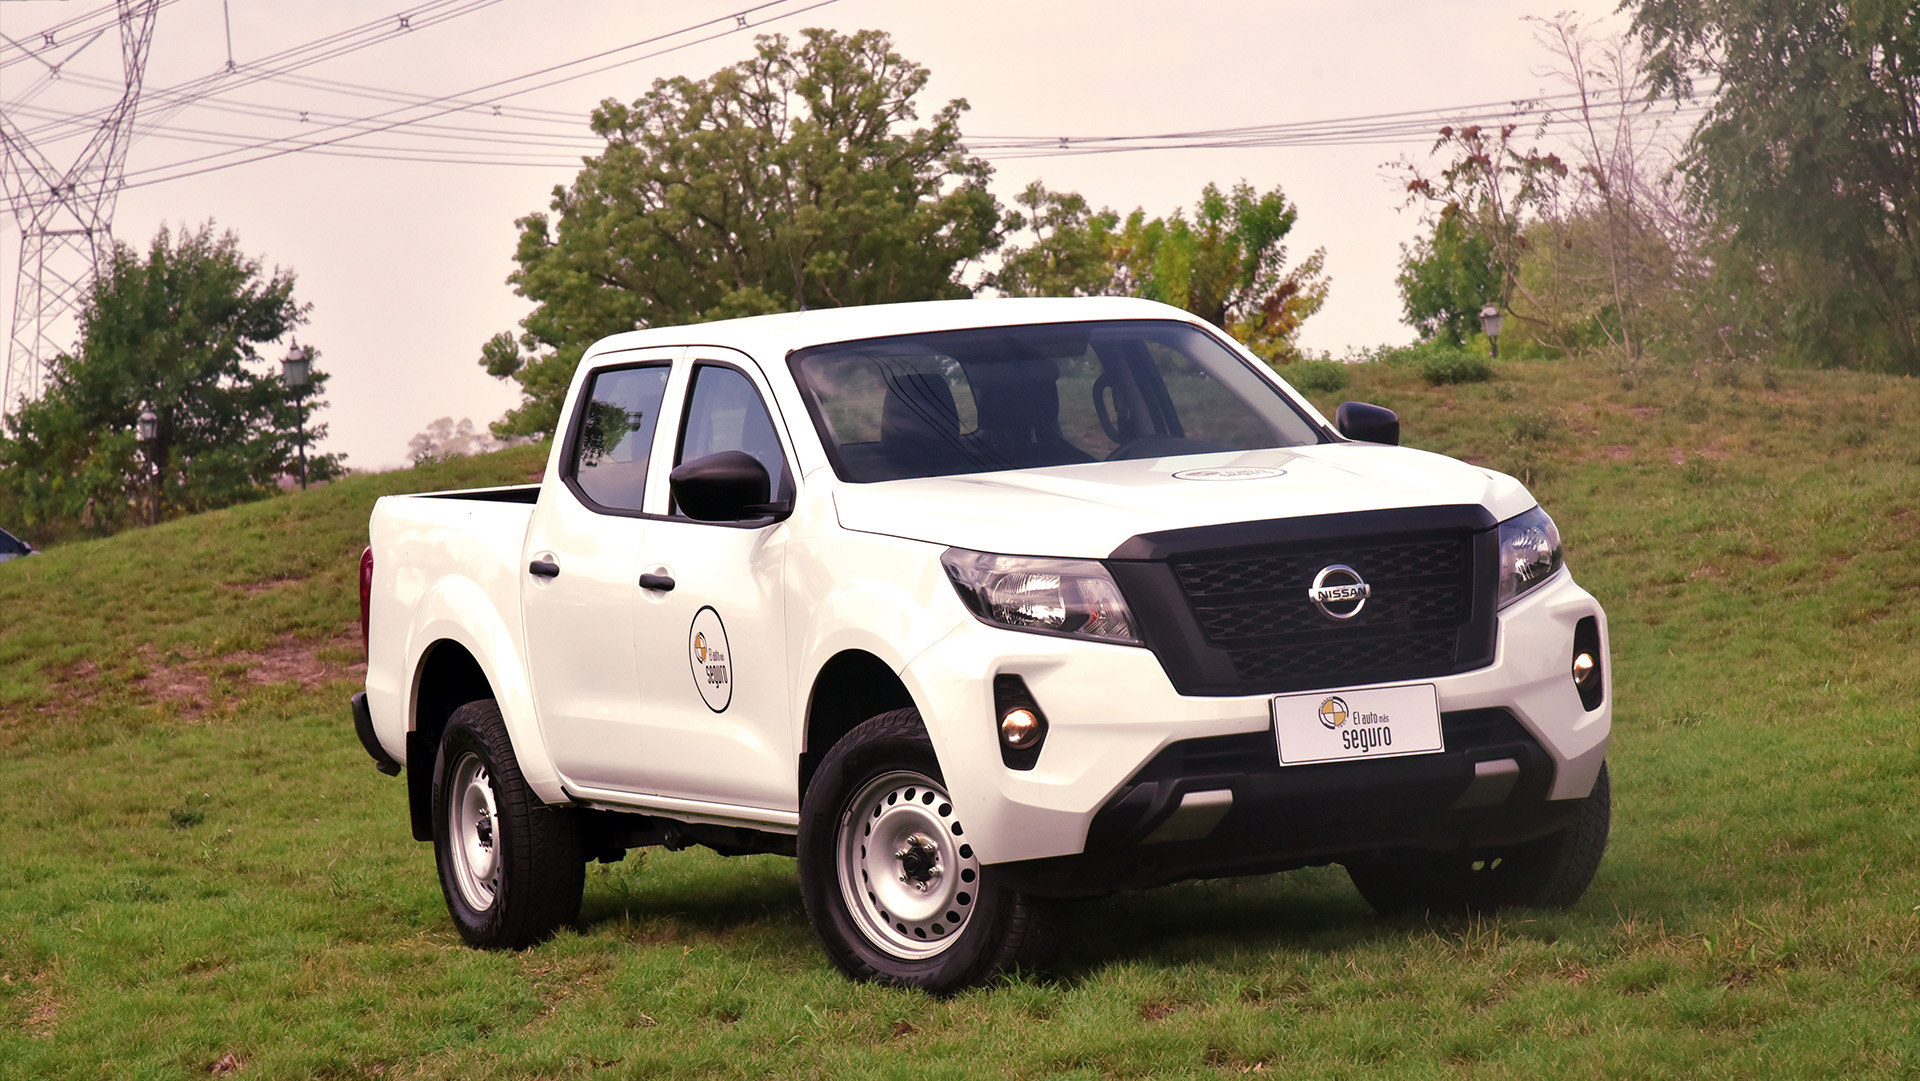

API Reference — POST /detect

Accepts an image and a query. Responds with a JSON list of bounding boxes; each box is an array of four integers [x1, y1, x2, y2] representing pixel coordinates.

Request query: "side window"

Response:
[[570, 364, 671, 512], [674, 364, 790, 515]]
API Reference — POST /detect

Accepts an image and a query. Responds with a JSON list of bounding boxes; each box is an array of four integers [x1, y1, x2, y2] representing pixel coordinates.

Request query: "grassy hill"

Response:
[[1, 355, 1916, 1079]]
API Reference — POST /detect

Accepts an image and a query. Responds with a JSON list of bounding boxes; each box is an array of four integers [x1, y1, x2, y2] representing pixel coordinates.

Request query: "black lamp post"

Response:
[[136, 405, 159, 525], [1479, 303, 1504, 359], [283, 342, 310, 489]]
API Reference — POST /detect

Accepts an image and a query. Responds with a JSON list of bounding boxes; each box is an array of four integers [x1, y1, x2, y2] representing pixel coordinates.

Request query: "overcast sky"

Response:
[[2, 0, 1638, 470]]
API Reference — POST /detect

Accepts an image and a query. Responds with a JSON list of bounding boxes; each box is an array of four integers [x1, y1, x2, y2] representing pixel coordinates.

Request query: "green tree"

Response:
[[0, 223, 340, 534], [987, 182, 1121, 298], [1112, 182, 1328, 363], [995, 180, 1328, 364], [1400, 123, 1569, 344], [1397, 210, 1500, 345], [1632, 0, 1920, 373], [484, 28, 1003, 437]]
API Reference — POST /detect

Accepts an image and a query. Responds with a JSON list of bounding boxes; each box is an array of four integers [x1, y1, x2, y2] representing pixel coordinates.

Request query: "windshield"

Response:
[[790, 319, 1325, 482]]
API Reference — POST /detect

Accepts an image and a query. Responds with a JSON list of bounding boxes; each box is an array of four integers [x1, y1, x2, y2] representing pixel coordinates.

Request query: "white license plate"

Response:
[[1272, 684, 1443, 766]]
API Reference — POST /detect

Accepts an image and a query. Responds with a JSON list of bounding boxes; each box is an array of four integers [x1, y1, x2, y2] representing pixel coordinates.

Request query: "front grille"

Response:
[[1169, 534, 1482, 694]]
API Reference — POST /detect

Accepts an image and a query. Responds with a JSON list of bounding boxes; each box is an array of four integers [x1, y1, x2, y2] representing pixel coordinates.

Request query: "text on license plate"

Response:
[[1271, 684, 1443, 766]]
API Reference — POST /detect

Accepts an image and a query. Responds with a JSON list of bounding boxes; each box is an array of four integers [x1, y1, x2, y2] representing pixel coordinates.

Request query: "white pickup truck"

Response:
[[354, 297, 1612, 992]]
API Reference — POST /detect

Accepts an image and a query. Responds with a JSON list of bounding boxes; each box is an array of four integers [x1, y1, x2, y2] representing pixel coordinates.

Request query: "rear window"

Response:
[[789, 319, 1324, 482]]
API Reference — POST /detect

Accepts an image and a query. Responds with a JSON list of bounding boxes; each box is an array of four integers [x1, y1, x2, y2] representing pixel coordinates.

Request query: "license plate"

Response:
[[1272, 684, 1443, 766]]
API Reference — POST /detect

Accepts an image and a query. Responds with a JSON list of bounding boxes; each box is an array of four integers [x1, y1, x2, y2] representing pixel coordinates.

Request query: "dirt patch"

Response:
[[37, 631, 364, 721], [224, 631, 364, 692], [1605, 445, 1635, 460], [230, 578, 302, 597], [23, 973, 57, 1037], [1138, 1000, 1179, 1022]]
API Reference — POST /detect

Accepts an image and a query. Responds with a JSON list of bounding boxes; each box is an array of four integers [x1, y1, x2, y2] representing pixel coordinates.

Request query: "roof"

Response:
[[580, 296, 1206, 362]]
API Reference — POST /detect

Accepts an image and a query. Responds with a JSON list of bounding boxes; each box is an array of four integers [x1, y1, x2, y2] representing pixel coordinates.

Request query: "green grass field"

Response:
[[3, 354, 1917, 1079]]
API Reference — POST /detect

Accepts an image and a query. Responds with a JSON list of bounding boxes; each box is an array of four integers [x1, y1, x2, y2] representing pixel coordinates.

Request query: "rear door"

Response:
[[521, 349, 679, 792]]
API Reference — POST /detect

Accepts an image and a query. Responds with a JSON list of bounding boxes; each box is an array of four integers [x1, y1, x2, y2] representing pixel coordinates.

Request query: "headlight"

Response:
[[1497, 506, 1563, 607], [941, 548, 1141, 645]]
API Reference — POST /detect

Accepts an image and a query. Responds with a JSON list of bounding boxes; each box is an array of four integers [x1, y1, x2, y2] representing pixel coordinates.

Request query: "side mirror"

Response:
[[1334, 401, 1400, 446], [669, 451, 791, 522]]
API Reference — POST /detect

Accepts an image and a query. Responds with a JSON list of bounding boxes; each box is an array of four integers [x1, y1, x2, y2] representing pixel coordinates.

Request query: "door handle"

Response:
[[528, 560, 561, 578], [639, 572, 676, 592]]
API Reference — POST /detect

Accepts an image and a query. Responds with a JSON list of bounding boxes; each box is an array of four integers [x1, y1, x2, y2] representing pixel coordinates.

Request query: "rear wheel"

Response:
[[432, 699, 584, 948], [797, 709, 1059, 993], [1346, 762, 1611, 915]]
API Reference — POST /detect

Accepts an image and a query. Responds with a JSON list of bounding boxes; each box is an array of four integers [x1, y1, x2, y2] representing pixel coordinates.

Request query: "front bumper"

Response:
[[903, 568, 1609, 874]]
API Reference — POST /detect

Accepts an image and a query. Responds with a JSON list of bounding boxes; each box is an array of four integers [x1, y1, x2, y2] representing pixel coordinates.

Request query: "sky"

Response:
[[2, 0, 1640, 471]]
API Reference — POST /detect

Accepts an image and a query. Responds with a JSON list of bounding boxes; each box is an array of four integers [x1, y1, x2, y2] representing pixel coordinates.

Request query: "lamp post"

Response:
[[283, 342, 310, 489], [136, 405, 159, 525], [1479, 303, 1504, 359]]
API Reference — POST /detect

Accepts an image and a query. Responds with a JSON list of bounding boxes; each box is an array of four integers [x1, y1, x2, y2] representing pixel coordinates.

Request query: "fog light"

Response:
[[1000, 707, 1041, 748], [1572, 652, 1598, 690]]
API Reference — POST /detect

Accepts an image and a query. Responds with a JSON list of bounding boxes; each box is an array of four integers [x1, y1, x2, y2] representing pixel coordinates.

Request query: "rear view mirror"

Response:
[[1335, 401, 1400, 446], [670, 451, 791, 522]]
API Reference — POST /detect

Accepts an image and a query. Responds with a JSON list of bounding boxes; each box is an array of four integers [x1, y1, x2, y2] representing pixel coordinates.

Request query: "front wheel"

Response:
[[432, 699, 584, 948], [1346, 761, 1611, 916], [797, 709, 1059, 993]]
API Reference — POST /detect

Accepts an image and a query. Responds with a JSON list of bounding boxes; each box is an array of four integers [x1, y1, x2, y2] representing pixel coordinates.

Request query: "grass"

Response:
[[3, 353, 1919, 1078]]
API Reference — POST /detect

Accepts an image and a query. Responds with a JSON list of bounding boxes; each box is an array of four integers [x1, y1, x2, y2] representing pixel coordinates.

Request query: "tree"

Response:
[[0, 223, 340, 533], [1401, 123, 1570, 344], [995, 180, 1329, 364], [1633, 0, 1920, 372], [409, 417, 502, 465], [1397, 210, 1500, 345], [987, 182, 1121, 298], [483, 29, 1004, 438]]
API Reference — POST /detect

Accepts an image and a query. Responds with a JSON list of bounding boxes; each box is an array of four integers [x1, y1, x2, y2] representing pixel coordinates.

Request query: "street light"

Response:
[[136, 405, 159, 525], [1479, 303, 1504, 359], [284, 341, 310, 490]]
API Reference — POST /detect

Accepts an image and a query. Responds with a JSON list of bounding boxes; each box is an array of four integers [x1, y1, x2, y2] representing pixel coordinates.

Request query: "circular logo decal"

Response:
[[1318, 696, 1350, 730], [688, 606, 732, 712], [1308, 564, 1372, 620], [1171, 467, 1287, 481]]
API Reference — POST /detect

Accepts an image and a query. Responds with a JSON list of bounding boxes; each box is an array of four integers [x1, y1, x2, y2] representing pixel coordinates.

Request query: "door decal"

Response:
[[689, 606, 733, 712]]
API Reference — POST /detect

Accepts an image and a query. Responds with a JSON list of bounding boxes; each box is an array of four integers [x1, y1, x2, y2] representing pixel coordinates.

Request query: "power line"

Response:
[[73, 0, 836, 191]]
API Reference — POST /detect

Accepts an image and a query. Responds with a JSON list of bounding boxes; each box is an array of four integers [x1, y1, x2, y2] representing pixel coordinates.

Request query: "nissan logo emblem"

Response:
[[1308, 564, 1371, 620]]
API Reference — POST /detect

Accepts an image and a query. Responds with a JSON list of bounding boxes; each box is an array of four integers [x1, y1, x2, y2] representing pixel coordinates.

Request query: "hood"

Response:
[[831, 445, 1535, 558]]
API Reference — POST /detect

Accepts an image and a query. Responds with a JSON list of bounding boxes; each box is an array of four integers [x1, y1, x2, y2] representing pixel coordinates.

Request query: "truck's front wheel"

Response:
[[798, 709, 1059, 993], [431, 699, 584, 948]]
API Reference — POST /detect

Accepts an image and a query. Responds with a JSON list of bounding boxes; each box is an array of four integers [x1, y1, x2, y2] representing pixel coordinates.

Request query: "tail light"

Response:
[[359, 546, 375, 657]]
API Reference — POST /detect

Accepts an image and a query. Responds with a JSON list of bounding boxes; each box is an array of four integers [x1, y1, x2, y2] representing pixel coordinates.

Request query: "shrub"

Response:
[[1282, 358, 1349, 394], [1421, 350, 1494, 385]]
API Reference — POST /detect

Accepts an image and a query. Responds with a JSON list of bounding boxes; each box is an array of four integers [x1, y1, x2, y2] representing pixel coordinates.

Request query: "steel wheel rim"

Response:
[[449, 751, 501, 912], [836, 769, 980, 960]]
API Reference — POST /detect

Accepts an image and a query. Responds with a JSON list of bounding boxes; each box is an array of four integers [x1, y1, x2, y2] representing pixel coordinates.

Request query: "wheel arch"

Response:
[[800, 648, 916, 803]]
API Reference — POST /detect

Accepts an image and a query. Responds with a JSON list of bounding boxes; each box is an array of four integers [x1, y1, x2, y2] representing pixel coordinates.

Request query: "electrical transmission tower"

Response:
[[1, 0, 160, 413]]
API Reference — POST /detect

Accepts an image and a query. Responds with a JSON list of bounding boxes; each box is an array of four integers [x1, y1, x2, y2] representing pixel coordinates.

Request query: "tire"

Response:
[[1346, 761, 1611, 916], [431, 699, 584, 948], [797, 709, 1060, 993]]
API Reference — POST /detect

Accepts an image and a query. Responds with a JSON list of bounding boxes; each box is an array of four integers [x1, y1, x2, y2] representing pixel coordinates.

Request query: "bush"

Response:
[[1282, 358, 1349, 394], [1421, 350, 1494, 385]]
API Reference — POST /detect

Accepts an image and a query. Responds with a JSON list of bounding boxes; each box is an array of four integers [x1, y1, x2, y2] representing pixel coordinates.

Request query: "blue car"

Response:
[[0, 526, 35, 563]]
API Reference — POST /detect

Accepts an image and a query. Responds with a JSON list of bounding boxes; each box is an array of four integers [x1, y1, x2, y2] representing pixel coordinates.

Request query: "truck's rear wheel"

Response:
[[431, 699, 583, 948], [1346, 761, 1611, 915], [798, 709, 1059, 993]]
